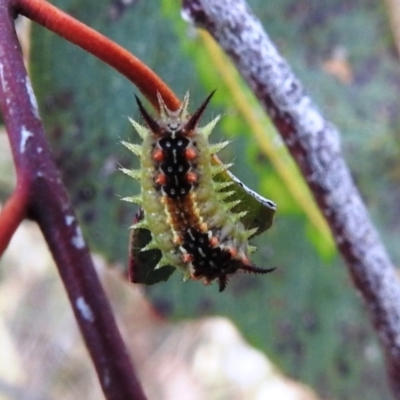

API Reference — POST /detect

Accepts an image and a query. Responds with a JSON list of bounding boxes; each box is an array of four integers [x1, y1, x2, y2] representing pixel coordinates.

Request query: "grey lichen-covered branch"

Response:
[[182, 0, 400, 397]]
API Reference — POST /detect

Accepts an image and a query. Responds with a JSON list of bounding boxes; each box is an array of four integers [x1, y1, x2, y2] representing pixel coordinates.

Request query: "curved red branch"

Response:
[[14, 0, 180, 111], [0, 173, 29, 255]]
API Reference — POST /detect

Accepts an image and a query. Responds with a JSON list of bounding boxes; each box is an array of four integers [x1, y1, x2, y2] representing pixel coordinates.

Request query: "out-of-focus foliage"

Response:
[[29, 0, 398, 399]]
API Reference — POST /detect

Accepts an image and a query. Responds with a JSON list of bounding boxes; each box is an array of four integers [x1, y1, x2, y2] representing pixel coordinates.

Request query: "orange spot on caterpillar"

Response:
[[186, 171, 197, 183], [182, 253, 193, 263], [209, 236, 219, 247], [185, 148, 197, 160], [155, 173, 167, 185], [153, 148, 164, 162]]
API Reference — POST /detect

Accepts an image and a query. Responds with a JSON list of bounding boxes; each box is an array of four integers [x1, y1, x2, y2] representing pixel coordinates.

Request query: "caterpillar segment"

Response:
[[122, 91, 274, 291]]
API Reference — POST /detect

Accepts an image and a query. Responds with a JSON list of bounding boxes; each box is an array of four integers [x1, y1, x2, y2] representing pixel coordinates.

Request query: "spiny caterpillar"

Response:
[[121, 92, 275, 291]]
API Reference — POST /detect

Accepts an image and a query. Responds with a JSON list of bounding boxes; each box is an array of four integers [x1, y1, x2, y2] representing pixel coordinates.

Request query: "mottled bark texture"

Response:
[[182, 0, 400, 397], [0, 2, 147, 399]]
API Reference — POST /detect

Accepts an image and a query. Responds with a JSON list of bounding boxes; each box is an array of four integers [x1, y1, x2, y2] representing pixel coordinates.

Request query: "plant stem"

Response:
[[0, 174, 29, 254], [0, 2, 147, 398], [14, 0, 180, 111], [182, 0, 400, 398]]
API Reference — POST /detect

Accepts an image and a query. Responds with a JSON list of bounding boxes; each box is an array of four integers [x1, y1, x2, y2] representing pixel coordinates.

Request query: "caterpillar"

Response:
[[121, 92, 275, 291]]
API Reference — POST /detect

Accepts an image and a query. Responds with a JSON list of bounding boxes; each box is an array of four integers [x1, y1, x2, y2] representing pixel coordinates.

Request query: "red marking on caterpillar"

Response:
[[122, 91, 275, 291], [185, 171, 197, 184], [184, 148, 197, 160], [209, 236, 219, 247], [182, 253, 193, 263], [155, 173, 167, 186], [152, 148, 164, 162]]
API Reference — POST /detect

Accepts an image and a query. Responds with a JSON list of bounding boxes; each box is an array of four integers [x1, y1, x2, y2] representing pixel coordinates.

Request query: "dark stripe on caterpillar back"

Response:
[[122, 92, 275, 291]]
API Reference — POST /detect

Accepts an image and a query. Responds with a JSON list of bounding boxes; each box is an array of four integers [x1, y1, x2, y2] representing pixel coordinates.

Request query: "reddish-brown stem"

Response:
[[14, 0, 180, 111], [0, 172, 29, 255], [1, 1, 148, 398]]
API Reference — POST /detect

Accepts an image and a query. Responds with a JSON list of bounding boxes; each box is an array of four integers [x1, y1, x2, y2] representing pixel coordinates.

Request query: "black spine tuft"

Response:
[[184, 90, 216, 133], [135, 95, 162, 135]]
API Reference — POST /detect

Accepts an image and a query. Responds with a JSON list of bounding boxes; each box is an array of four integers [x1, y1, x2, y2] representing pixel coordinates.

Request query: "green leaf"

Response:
[[128, 220, 175, 285]]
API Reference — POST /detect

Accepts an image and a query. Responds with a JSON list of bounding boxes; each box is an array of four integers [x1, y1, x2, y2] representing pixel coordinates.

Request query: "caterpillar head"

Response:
[[135, 91, 215, 138]]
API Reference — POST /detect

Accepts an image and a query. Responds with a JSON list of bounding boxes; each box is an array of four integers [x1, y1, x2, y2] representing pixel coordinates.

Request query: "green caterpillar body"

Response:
[[122, 92, 274, 291]]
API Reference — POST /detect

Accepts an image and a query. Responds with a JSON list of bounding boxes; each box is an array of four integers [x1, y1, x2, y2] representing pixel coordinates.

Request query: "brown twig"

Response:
[[181, 0, 400, 397], [0, 1, 147, 398]]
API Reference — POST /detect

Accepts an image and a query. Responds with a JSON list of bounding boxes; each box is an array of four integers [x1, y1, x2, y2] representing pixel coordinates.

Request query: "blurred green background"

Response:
[[22, 0, 400, 398]]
